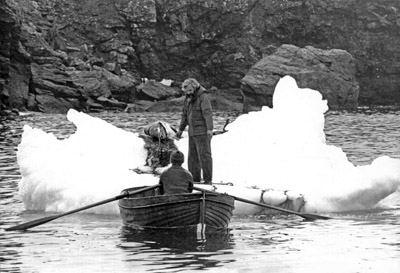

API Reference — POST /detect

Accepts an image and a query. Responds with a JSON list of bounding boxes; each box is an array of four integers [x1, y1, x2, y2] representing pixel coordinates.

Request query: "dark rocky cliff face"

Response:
[[1, 0, 399, 113]]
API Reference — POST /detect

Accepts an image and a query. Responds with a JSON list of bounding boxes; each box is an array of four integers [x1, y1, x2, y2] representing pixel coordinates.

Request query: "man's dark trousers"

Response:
[[188, 134, 212, 184]]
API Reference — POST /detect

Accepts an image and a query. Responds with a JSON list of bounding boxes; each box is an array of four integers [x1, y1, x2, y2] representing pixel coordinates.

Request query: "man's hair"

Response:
[[182, 78, 200, 89]]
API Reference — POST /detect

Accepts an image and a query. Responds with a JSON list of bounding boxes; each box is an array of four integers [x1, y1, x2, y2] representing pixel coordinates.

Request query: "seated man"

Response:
[[159, 150, 194, 195]]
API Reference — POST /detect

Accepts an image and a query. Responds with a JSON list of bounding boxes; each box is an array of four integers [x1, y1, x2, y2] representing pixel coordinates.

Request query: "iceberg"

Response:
[[17, 76, 400, 215]]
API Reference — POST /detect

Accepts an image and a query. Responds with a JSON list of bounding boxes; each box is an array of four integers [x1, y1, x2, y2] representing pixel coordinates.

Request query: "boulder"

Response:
[[145, 97, 185, 112], [96, 96, 127, 110], [102, 69, 136, 103], [36, 95, 81, 114], [209, 94, 242, 112], [241, 45, 359, 112], [29, 62, 87, 112], [136, 80, 181, 101], [124, 100, 155, 113], [69, 70, 110, 99]]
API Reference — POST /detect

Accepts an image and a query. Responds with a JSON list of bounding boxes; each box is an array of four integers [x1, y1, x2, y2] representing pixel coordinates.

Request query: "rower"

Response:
[[158, 150, 194, 195]]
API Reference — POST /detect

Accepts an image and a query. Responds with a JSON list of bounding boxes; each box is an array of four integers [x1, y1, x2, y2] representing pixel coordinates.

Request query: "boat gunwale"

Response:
[[119, 195, 235, 210]]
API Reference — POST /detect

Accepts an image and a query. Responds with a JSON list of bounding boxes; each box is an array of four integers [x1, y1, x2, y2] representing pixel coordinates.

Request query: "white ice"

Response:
[[17, 76, 400, 214]]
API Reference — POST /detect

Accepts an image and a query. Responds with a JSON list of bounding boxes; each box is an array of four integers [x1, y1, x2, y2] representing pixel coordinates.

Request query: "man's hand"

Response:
[[207, 130, 213, 138], [175, 130, 182, 139]]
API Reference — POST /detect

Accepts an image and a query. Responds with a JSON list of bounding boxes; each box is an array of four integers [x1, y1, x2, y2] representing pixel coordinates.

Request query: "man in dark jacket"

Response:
[[159, 150, 194, 194], [176, 78, 213, 185]]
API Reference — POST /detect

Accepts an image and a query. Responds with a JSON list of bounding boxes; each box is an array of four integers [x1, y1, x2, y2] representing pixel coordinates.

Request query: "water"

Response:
[[1, 109, 399, 273]]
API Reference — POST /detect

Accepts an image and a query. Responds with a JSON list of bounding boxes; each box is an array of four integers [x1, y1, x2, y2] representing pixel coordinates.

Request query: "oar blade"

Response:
[[302, 213, 331, 221], [5, 215, 59, 231]]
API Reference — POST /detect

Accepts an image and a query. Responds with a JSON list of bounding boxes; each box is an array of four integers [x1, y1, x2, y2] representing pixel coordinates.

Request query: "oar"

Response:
[[5, 184, 159, 231], [193, 186, 331, 221]]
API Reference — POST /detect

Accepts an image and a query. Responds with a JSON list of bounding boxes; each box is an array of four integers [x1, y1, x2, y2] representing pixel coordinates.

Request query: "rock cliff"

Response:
[[1, 0, 399, 113]]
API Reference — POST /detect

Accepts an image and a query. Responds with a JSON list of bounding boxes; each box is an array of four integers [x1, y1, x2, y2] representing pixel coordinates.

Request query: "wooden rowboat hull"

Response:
[[118, 187, 235, 231]]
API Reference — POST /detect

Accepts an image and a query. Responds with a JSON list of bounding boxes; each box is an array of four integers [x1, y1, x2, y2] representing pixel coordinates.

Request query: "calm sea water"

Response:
[[1, 109, 399, 273]]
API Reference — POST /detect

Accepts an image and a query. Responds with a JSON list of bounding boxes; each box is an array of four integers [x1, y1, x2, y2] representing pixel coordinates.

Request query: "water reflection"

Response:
[[120, 227, 232, 252], [118, 227, 235, 271]]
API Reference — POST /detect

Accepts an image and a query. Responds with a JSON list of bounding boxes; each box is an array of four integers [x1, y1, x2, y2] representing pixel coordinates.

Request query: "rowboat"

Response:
[[118, 186, 235, 232]]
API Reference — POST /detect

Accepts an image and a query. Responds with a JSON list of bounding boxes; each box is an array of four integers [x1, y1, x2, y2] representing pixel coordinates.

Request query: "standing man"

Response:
[[176, 78, 213, 185]]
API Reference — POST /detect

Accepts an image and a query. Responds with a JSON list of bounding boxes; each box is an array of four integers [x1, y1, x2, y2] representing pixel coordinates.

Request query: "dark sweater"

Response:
[[179, 86, 213, 136], [159, 165, 194, 195]]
